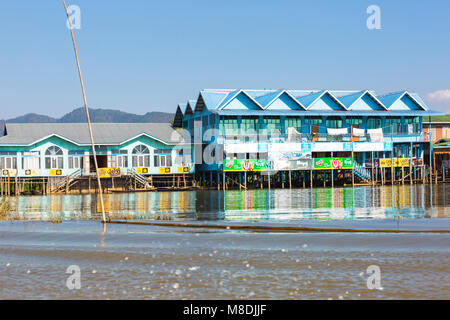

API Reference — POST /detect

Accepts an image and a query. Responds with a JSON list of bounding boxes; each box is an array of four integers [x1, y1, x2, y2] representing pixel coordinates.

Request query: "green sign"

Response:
[[224, 159, 267, 171], [314, 157, 353, 170]]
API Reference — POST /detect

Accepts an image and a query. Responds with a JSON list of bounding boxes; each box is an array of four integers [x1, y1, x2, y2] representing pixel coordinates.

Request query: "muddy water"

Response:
[[0, 184, 449, 299]]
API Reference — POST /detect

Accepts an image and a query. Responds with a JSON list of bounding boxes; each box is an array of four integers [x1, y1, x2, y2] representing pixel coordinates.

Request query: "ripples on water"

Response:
[[0, 184, 449, 300], [1, 184, 449, 221]]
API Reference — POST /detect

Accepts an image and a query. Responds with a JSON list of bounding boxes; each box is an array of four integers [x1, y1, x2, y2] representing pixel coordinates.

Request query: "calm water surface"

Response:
[[0, 184, 449, 299]]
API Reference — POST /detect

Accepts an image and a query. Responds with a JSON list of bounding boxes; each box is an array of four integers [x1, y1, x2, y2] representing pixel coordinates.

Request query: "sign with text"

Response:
[[224, 159, 267, 172], [270, 158, 313, 170], [49, 169, 62, 176], [136, 167, 149, 174], [158, 167, 171, 174], [98, 167, 120, 178], [314, 157, 353, 170]]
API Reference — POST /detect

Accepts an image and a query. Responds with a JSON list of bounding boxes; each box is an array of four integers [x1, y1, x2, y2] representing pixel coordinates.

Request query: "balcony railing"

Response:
[[221, 132, 426, 144]]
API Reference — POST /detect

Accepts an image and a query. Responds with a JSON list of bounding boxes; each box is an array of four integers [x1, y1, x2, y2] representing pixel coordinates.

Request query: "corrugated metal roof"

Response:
[[0, 123, 185, 146], [212, 109, 443, 117], [193, 89, 433, 112]]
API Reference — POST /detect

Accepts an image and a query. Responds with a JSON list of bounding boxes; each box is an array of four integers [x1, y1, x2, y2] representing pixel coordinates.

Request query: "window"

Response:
[[385, 117, 402, 134], [346, 117, 363, 126], [45, 146, 63, 169], [326, 117, 343, 129], [285, 117, 302, 132], [263, 117, 281, 135], [0, 151, 17, 170], [241, 117, 258, 135], [111, 150, 128, 168], [304, 117, 323, 126], [176, 149, 191, 166], [220, 116, 239, 135], [132, 145, 150, 167], [154, 149, 172, 167], [68, 150, 84, 169], [367, 117, 382, 130], [22, 152, 40, 170]]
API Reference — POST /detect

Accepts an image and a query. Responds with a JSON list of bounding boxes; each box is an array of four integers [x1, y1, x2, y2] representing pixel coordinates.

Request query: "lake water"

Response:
[[0, 184, 449, 299]]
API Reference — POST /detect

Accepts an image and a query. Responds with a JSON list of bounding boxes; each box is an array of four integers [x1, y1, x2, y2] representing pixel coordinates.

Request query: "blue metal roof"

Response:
[[182, 89, 439, 116], [212, 109, 443, 117]]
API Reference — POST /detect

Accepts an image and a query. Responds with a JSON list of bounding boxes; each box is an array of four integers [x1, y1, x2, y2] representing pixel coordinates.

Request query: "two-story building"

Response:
[[174, 89, 443, 187]]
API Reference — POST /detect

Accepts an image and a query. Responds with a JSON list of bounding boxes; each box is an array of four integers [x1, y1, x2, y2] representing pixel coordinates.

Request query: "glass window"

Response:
[[220, 116, 239, 135], [132, 145, 150, 168], [285, 117, 302, 132], [154, 149, 172, 167], [0, 156, 17, 170], [263, 117, 281, 135], [241, 117, 258, 134], [345, 117, 363, 126], [326, 117, 343, 129], [45, 146, 63, 169], [367, 117, 382, 129], [304, 117, 323, 126]]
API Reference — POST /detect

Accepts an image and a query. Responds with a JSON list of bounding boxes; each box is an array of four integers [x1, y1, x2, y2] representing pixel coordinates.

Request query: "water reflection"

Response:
[[2, 184, 449, 221]]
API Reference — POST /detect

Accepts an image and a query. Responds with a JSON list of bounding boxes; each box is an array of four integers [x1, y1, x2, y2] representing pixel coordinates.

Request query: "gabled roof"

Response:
[[303, 90, 347, 111], [185, 101, 194, 116], [217, 89, 263, 110], [182, 89, 433, 114], [264, 90, 306, 110], [378, 91, 427, 111], [0, 123, 186, 146], [172, 106, 184, 128], [337, 90, 387, 111]]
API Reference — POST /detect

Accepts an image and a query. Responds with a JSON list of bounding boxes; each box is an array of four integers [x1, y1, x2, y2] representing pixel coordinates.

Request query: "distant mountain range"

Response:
[[0, 107, 174, 136], [3, 107, 174, 124]]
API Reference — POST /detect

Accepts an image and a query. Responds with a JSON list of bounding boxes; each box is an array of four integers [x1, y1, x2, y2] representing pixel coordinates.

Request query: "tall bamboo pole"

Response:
[[62, 0, 106, 223]]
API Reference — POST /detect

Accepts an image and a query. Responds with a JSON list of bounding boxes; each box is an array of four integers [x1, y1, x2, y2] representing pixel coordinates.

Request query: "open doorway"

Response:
[[89, 155, 108, 173]]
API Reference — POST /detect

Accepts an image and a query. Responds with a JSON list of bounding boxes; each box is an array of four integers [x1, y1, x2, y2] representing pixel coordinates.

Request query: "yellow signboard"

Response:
[[177, 166, 189, 173], [393, 158, 410, 167], [49, 169, 62, 176], [98, 167, 120, 178], [136, 167, 149, 174], [379, 159, 392, 168], [379, 158, 410, 168], [159, 167, 171, 174]]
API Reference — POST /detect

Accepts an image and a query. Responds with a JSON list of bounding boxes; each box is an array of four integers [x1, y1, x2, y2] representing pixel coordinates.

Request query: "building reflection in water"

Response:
[[5, 184, 450, 221]]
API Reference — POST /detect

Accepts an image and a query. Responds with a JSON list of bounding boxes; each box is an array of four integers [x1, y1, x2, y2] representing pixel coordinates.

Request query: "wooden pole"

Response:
[[62, 0, 106, 222]]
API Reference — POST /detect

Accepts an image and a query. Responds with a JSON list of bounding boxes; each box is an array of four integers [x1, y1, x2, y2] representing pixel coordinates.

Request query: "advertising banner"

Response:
[[136, 167, 149, 174], [98, 167, 121, 178], [393, 158, 410, 167], [270, 159, 313, 170], [314, 157, 353, 170], [378, 158, 411, 168], [224, 159, 266, 171], [177, 166, 190, 173], [158, 167, 171, 174], [412, 158, 424, 167], [49, 169, 62, 176]]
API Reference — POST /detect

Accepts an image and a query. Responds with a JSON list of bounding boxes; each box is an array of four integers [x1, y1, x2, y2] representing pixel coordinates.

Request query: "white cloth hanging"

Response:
[[352, 127, 365, 136], [367, 128, 384, 141], [286, 127, 301, 142], [327, 128, 348, 136]]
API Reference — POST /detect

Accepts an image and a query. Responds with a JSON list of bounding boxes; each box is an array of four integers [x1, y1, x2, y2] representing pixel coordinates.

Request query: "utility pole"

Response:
[[62, 0, 106, 223]]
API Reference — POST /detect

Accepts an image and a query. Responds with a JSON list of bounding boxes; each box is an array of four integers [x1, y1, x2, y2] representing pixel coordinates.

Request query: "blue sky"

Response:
[[0, 0, 449, 119]]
